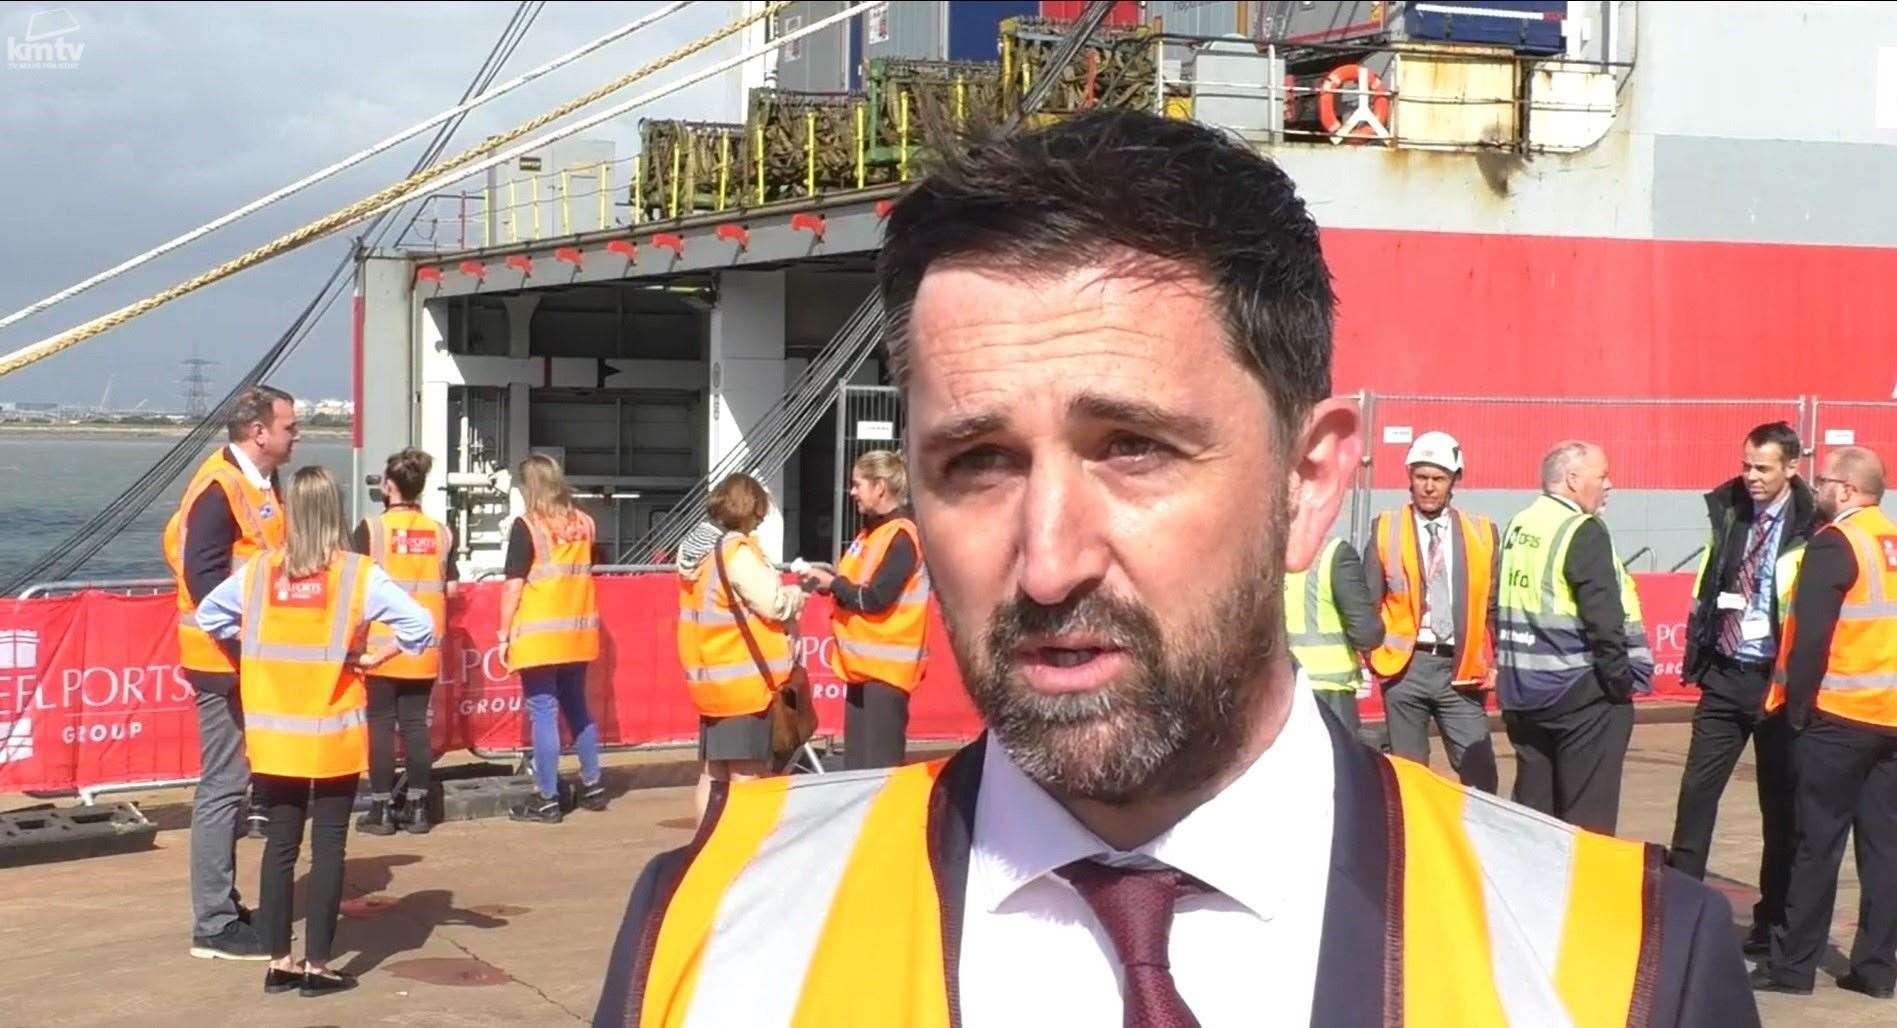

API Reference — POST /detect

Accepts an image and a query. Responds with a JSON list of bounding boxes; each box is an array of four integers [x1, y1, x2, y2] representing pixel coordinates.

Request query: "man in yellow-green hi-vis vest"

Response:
[[1283, 535, 1383, 739], [1493, 440, 1653, 836], [595, 109, 1755, 1028]]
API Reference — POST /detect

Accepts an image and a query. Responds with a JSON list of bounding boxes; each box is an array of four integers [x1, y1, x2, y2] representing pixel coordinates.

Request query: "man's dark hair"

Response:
[[383, 448, 434, 503], [225, 384, 293, 442], [1745, 421, 1801, 465], [877, 108, 1335, 447]]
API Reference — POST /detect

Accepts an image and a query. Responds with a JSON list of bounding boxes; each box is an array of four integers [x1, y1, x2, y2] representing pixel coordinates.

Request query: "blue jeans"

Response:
[[520, 662, 600, 799]]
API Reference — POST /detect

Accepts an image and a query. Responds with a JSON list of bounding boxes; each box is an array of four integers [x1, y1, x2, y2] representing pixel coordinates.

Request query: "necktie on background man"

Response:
[[1426, 521, 1454, 642], [1716, 509, 1772, 657]]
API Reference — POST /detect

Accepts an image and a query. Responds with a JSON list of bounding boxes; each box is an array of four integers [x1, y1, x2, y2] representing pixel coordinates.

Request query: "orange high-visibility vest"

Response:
[[1766, 506, 1897, 726], [511, 511, 600, 670], [365, 507, 449, 681], [1368, 506, 1497, 684], [237, 552, 372, 779], [831, 516, 931, 692], [164, 450, 286, 674], [677, 533, 794, 718], [629, 754, 1657, 1027]]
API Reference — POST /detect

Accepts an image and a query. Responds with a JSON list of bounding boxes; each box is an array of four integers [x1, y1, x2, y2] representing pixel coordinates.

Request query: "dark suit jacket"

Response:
[[594, 713, 1759, 1027]]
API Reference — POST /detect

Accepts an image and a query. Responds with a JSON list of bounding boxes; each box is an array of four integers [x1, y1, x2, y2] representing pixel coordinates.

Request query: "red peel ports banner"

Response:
[[0, 573, 1700, 794]]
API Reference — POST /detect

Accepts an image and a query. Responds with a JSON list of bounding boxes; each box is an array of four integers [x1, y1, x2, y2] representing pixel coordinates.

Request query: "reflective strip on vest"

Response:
[[1389, 756, 1652, 1026], [529, 562, 592, 582], [637, 764, 950, 1028], [835, 637, 923, 664], [1284, 538, 1363, 691], [248, 708, 368, 736]]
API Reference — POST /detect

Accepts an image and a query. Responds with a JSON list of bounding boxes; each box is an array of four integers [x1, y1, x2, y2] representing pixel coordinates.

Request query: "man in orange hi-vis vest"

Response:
[[163, 385, 296, 962], [804, 450, 930, 769], [1752, 446, 1897, 1000], [1363, 431, 1501, 793]]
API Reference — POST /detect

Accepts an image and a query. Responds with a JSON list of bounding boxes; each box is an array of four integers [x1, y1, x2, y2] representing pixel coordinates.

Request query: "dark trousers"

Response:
[[1666, 661, 1771, 879], [255, 773, 358, 963], [1766, 718, 1897, 990], [1504, 682, 1635, 835], [366, 675, 434, 799], [1753, 713, 1800, 934], [844, 681, 910, 770], [1313, 688, 1362, 739]]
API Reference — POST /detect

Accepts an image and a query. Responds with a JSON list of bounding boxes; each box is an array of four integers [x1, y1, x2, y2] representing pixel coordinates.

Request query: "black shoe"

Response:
[[403, 803, 433, 835], [509, 795, 563, 824], [190, 919, 270, 960], [579, 780, 609, 812], [1743, 926, 1770, 958], [355, 799, 397, 836], [299, 969, 358, 997], [1748, 967, 1813, 995], [263, 968, 300, 994], [1836, 972, 1896, 999]]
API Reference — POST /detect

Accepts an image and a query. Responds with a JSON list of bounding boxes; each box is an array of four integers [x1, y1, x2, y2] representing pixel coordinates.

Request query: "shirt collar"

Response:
[[1757, 488, 1790, 523], [226, 445, 272, 491], [969, 683, 1334, 922], [1414, 505, 1452, 527]]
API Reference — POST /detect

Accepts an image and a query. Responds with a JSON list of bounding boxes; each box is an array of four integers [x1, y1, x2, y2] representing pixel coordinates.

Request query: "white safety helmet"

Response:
[[1405, 431, 1464, 474]]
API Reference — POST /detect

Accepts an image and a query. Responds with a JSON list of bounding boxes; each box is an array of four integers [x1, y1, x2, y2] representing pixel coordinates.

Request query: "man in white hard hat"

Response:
[[1362, 431, 1501, 792]]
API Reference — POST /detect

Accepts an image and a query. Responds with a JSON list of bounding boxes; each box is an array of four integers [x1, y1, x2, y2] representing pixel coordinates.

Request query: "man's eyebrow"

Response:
[[1070, 393, 1215, 440], [917, 411, 1009, 452]]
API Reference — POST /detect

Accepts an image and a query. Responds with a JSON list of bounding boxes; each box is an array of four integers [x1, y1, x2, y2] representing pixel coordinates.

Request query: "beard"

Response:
[[947, 509, 1288, 806]]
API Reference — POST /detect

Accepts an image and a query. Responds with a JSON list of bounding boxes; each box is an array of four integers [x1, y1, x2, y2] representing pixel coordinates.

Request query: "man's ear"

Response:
[[1284, 397, 1362, 574]]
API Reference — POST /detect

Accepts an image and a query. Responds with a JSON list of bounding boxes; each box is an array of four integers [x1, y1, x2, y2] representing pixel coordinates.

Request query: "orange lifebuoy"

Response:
[[1317, 63, 1391, 142]]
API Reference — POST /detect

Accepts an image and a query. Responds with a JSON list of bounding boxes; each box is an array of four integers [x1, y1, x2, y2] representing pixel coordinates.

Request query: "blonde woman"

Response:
[[196, 466, 433, 997], [499, 454, 606, 824], [676, 474, 806, 820], [803, 450, 930, 769]]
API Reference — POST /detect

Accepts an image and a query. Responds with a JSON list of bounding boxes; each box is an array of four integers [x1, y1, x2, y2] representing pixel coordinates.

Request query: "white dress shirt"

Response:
[[959, 684, 1336, 1027], [226, 444, 274, 493], [1414, 507, 1456, 646]]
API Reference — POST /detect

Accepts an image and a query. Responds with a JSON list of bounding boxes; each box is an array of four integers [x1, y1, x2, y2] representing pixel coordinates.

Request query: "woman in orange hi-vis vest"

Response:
[[676, 474, 807, 821], [803, 450, 930, 769], [351, 448, 458, 836], [196, 467, 434, 998], [499, 454, 606, 824]]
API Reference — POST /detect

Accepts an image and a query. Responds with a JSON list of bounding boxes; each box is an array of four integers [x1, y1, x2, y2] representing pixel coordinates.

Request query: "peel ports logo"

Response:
[[7, 10, 84, 71]]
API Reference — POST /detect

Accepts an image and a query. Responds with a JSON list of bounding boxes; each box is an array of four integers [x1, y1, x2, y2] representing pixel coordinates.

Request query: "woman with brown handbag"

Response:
[[675, 474, 808, 821]]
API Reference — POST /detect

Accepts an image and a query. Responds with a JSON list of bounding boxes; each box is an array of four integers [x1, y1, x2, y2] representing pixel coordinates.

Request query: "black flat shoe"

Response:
[[1748, 967, 1813, 995], [299, 969, 358, 997], [1837, 972, 1896, 999], [263, 968, 300, 994]]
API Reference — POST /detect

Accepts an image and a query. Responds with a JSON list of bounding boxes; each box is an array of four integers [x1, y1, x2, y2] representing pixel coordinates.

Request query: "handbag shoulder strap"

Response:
[[713, 534, 780, 691]]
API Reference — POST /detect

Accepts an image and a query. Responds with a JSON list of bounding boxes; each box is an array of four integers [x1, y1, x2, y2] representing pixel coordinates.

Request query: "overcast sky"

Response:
[[0, 1, 745, 408]]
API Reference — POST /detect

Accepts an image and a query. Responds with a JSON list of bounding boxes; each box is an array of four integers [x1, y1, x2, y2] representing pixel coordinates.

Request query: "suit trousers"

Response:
[[1666, 662, 1772, 879], [1766, 717, 1897, 991], [1380, 650, 1498, 793], [1504, 680, 1635, 835], [187, 674, 249, 938]]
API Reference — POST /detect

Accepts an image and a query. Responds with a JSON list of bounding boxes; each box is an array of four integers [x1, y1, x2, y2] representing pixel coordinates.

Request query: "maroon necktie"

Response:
[[1058, 859, 1208, 1028]]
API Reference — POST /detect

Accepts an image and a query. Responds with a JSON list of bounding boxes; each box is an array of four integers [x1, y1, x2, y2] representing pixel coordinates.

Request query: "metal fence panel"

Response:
[[1812, 400, 1897, 520], [832, 384, 906, 555]]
